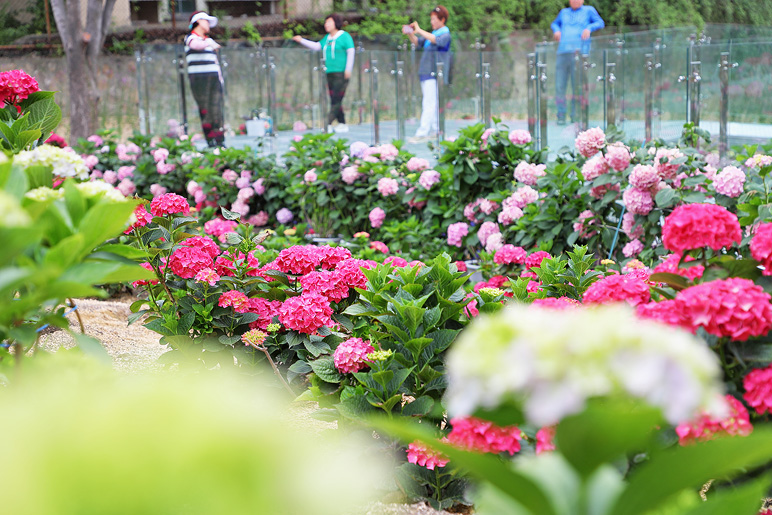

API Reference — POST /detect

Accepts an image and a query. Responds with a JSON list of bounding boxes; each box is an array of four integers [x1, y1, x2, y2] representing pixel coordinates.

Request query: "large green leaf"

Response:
[[15, 129, 41, 151], [309, 355, 342, 383], [75, 200, 136, 262], [26, 97, 62, 140], [611, 428, 772, 515], [681, 474, 772, 515]]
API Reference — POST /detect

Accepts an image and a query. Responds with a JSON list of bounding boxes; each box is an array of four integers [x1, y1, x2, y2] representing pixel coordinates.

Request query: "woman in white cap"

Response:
[[185, 11, 225, 147]]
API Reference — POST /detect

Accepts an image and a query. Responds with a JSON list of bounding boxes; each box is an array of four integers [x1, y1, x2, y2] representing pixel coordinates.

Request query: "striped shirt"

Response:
[[184, 33, 221, 75]]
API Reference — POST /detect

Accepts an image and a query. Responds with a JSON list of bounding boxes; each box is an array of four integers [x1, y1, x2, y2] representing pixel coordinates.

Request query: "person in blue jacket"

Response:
[[551, 0, 604, 125]]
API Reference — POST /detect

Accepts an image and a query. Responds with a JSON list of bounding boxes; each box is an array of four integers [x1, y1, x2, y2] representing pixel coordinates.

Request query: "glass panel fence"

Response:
[[139, 44, 183, 137], [726, 41, 772, 145]]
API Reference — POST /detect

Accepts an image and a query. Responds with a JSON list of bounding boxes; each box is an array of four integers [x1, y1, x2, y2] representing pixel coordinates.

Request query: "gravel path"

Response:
[[39, 296, 457, 515]]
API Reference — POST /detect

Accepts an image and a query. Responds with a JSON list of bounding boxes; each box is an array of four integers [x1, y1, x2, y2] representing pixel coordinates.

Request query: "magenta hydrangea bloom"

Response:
[[652, 253, 704, 281], [447, 416, 521, 455], [447, 222, 469, 247], [494, 244, 527, 265], [743, 364, 772, 415], [525, 250, 552, 269], [169, 246, 214, 279], [278, 292, 333, 334], [583, 274, 651, 306], [218, 290, 250, 313], [662, 204, 741, 253], [750, 222, 772, 275], [149, 193, 190, 217], [335, 258, 377, 290], [300, 270, 349, 303], [406, 441, 449, 470], [333, 337, 375, 373], [179, 236, 220, 260], [575, 127, 606, 157], [275, 245, 322, 275], [675, 395, 752, 446]]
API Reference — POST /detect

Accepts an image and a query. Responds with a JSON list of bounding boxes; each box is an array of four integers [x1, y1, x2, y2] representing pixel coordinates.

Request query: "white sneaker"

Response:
[[408, 134, 432, 144], [326, 125, 334, 133], [334, 124, 349, 133]]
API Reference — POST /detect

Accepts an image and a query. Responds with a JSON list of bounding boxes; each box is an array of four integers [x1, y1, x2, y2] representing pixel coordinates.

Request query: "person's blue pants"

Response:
[[555, 52, 578, 122]]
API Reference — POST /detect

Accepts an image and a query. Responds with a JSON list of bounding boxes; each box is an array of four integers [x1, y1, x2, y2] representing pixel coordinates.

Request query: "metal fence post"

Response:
[[317, 52, 328, 133], [365, 56, 380, 145], [603, 50, 617, 129], [393, 58, 405, 141], [266, 54, 276, 123], [474, 38, 485, 123], [718, 51, 737, 159], [537, 54, 548, 149], [580, 53, 590, 130], [436, 61, 445, 145], [644, 53, 654, 141], [653, 37, 663, 138], [527, 53, 537, 140], [174, 47, 189, 135], [356, 38, 366, 125], [135, 46, 149, 135], [482, 62, 492, 129]]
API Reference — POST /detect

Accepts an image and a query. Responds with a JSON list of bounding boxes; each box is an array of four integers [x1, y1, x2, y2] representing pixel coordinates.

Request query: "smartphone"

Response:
[[402, 25, 414, 34]]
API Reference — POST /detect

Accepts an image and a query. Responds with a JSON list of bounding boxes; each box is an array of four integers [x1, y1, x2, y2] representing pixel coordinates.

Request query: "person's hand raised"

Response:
[[553, 31, 561, 42], [292, 35, 303, 43], [410, 21, 421, 32], [581, 28, 591, 40]]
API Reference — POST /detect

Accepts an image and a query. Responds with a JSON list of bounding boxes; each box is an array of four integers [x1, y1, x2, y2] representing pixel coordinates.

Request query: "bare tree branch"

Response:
[[49, 0, 71, 49], [99, 0, 119, 49]]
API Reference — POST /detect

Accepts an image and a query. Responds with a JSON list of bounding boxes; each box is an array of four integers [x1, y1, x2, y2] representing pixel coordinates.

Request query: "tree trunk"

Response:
[[50, 0, 117, 142]]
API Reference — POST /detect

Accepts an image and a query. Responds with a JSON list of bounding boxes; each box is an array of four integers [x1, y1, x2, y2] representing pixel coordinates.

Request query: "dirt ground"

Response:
[[39, 296, 456, 515]]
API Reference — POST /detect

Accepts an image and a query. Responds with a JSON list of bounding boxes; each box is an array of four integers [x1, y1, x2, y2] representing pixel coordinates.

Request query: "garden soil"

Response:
[[39, 296, 456, 515]]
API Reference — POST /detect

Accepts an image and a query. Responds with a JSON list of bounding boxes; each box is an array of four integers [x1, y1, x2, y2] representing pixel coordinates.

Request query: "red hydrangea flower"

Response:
[[455, 261, 467, 272], [317, 246, 352, 270], [406, 441, 449, 470], [179, 236, 220, 259], [275, 245, 322, 275], [370, 240, 389, 253], [583, 274, 651, 306], [536, 427, 556, 454], [333, 337, 375, 373], [149, 193, 190, 217], [662, 204, 741, 254], [131, 262, 159, 288], [335, 258, 377, 289], [526, 251, 552, 269], [124, 204, 153, 234], [168, 246, 214, 279], [750, 222, 772, 276], [247, 297, 283, 330], [744, 364, 772, 415], [218, 290, 250, 313], [636, 299, 692, 330], [447, 416, 522, 455], [532, 297, 579, 309], [383, 255, 408, 267], [652, 253, 704, 281], [0, 69, 39, 105], [675, 395, 752, 446], [214, 250, 261, 277], [204, 218, 238, 237], [45, 132, 67, 148], [300, 270, 350, 303], [278, 292, 333, 334], [494, 245, 527, 265]]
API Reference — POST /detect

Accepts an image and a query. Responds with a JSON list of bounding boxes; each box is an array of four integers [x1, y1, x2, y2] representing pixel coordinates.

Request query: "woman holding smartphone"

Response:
[[405, 5, 451, 143], [293, 13, 355, 133]]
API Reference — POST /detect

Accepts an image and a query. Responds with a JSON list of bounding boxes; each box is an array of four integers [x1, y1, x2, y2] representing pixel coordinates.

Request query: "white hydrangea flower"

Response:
[[24, 187, 64, 202], [0, 191, 31, 227], [74, 180, 127, 202], [13, 145, 89, 180], [445, 304, 724, 426]]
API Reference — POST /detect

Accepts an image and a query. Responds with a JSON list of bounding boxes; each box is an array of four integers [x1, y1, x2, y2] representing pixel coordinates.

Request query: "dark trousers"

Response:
[[326, 72, 349, 125], [189, 72, 225, 147], [555, 52, 579, 122]]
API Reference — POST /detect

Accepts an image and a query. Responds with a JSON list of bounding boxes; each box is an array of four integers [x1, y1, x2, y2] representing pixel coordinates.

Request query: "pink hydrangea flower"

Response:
[[276, 208, 293, 225], [406, 441, 449, 470], [204, 218, 238, 238], [447, 222, 469, 247], [751, 222, 772, 275], [662, 204, 741, 253], [341, 166, 360, 184], [124, 204, 153, 234], [477, 221, 500, 247], [304, 169, 317, 183], [156, 161, 175, 175], [622, 187, 654, 215], [169, 246, 214, 279], [377, 177, 399, 196], [480, 128, 496, 146], [629, 164, 659, 190], [246, 211, 269, 227], [573, 209, 597, 239], [575, 127, 606, 157], [652, 253, 704, 281], [623, 239, 644, 257], [675, 395, 752, 446], [117, 166, 135, 180], [418, 169, 441, 190], [583, 274, 651, 306], [581, 153, 609, 181], [151, 148, 169, 163], [604, 142, 632, 171], [103, 170, 117, 185], [237, 187, 254, 201], [117, 179, 136, 196], [252, 178, 266, 195], [525, 251, 551, 269], [179, 236, 220, 259], [186, 180, 202, 196], [478, 199, 499, 215], [218, 290, 250, 313], [131, 262, 159, 289], [508, 129, 532, 145], [745, 154, 772, 168], [83, 154, 99, 170], [712, 165, 745, 197], [535, 427, 556, 454], [0, 69, 39, 105], [498, 205, 524, 225], [222, 169, 238, 183], [514, 161, 547, 186], [275, 245, 322, 275], [230, 199, 250, 217], [384, 255, 408, 268], [195, 267, 220, 286], [370, 240, 389, 253], [333, 337, 375, 373], [300, 270, 350, 303], [335, 258, 377, 289], [87, 134, 103, 146], [149, 193, 190, 217], [149, 183, 167, 197], [743, 364, 772, 415], [235, 177, 251, 190], [655, 147, 684, 180], [278, 292, 333, 334], [464, 199, 481, 222], [406, 157, 430, 172], [590, 183, 620, 199], [485, 232, 504, 253], [447, 416, 521, 455], [494, 245, 527, 265], [246, 297, 283, 330], [622, 212, 643, 239]]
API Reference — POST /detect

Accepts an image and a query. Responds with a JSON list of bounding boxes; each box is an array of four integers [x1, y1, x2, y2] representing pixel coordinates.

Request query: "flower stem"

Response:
[[255, 344, 295, 396]]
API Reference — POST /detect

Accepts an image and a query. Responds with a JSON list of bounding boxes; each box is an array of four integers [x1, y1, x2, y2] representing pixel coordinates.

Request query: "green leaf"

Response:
[[309, 355, 342, 383], [304, 337, 330, 357], [221, 207, 241, 221], [372, 369, 395, 389], [71, 332, 112, 364], [681, 474, 772, 515], [26, 97, 61, 139], [15, 129, 41, 151], [648, 272, 689, 290], [611, 428, 772, 515], [401, 395, 434, 417], [655, 188, 676, 208]]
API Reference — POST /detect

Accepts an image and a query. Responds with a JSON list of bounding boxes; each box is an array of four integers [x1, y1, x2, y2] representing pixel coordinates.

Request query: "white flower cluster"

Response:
[[0, 191, 31, 227], [74, 180, 127, 203], [445, 304, 725, 426], [13, 145, 88, 180], [24, 187, 64, 202]]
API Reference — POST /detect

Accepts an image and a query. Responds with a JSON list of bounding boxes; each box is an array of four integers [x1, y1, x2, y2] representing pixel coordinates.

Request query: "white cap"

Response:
[[189, 11, 218, 28]]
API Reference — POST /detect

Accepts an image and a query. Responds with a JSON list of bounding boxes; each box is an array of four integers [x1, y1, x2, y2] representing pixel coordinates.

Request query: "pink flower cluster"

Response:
[[300, 270, 349, 303], [652, 253, 704, 281], [477, 221, 500, 247], [637, 277, 772, 341], [278, 292, 333, 334], [494, 245, 527, 265], [575, 127, 606, 158], [581, 154, 609, 180], [751, 222, 772, 275], [369, 207, 386, 228], [583, 274, 651, 306], [745, 154, 772, 168], [418, 169, 441, 190], [406, 157, 430, 172], [406, 441, 449, 470], [514, 161, 547, 186], [276, 208, 293, 224], [573, 210, 596, 239], [498, 204, 524, 225], [149, 193, 190, 217], [335, 258, 376, 290], [675, 395, 752, 446], [629, 164, 659, 190], [247, 298, 283, 330], [662, 204, 741, 253], [204, 218, 238, 240], [712, 165, 746, 197], [504, 186, 539, 210], [341, 166, 360, 184], [194, 267, 220, 286], [622, 239, 644, 257], [535, 427, 556, 454], [377, 177, 399, 196], [447, 222, 469, 247], [743, 364, 772, 415], [275, 245, 325, 275], [333, 337, 375, 373], [622, 187, 654, 216], [604, 142, 632, 171], [131, 262, 159, 289], [218, 290, 250, 313], [169, 246, 213, 279], [654, 147, 684, 179], [370, 240, 389, 253], [508, 129, 532, 145], [0, 69, 39, 105], [124, 204, 152, 234], [446, 416, 522, 455], [525, 250, 551, 269], [304, 169, 317, 183]]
